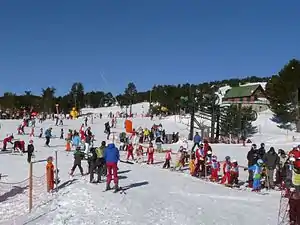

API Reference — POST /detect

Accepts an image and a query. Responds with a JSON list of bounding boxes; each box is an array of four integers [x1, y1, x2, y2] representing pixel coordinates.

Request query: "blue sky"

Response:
[[0, 0, 299, 96]]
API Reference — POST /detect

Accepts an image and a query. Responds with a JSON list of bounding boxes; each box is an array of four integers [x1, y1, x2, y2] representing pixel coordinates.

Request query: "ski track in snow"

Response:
[[0, 104, 291, 225]]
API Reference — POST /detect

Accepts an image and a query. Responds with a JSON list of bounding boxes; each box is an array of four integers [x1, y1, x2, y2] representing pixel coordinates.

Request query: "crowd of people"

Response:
[[0, 112, 299, 223]]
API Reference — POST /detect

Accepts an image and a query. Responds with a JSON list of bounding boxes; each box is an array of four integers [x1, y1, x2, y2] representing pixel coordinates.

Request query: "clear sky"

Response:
[[0, 0, 299, 96]]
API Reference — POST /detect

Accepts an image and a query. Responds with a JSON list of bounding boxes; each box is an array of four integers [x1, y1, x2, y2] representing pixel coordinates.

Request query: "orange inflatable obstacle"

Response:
[[125, 119, 133, 133]]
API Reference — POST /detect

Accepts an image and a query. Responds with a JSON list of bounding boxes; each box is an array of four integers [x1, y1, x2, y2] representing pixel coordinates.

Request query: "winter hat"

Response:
[[232, 159, 237, 163]]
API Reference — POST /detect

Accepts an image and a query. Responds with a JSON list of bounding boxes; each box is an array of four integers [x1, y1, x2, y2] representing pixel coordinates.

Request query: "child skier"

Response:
[[245, 159, 264, 192], [230, 159, 239, 186], [13, 140, 25, 153], [174, 148, 185, 171], [27, 140, 34, 163], [70, 148, 84, 176], [147, 143, 155, 164], [210, 155, 220, 182], [126, 143, 134, 160], [189, 154, 196, 176], [136, 145, 144, 163], [163, 149, 172, 169], [2, 135, 14, 151], [221, 156, 232, 184]]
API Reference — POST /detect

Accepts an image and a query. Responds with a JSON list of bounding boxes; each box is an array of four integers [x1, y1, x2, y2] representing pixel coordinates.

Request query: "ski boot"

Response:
[[113, 184, 120, 193], [105, 183, 111, 191]]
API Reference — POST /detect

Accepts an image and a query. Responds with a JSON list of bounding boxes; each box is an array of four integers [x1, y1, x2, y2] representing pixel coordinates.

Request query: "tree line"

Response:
[[0, 58, 299, 136]]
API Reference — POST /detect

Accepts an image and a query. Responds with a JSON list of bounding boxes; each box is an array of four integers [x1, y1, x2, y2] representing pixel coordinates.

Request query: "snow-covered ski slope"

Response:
[[0, 102, 296, 225]]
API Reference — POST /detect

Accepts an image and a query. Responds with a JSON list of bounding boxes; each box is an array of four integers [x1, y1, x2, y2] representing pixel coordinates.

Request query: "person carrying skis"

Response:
[[104, 141, 120, 191]]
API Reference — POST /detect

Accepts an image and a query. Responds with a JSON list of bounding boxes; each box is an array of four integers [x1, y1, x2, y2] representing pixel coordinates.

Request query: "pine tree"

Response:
[[220, 105, 257, 138], [265, 59, 300, 131]]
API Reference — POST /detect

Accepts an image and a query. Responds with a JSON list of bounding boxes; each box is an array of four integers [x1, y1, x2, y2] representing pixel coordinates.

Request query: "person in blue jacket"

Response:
[[104, 141, 120, 191], [245, 159, 264, 192], [72, 132, 81, 150], [192, 132, 202, 151]]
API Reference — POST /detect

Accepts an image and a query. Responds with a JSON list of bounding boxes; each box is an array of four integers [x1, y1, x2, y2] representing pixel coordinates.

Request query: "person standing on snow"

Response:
[[284, 157, 300, 224], [70, 148, 85, 176], [246, 144, 259, 187], [263, 147, 279, 189], [104, 141, 120, 191], [147, 143, 155, 164], [192, 132, 201, 152], [258, 143, 266, 159], [245, 159, 264, 192], [27, 140, 34, 163], [44, 128, 52, 147], [89, 141, 106, 183]]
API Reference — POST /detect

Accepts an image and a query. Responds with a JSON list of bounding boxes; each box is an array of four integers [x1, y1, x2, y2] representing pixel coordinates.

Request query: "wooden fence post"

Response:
[[29, 162, 33, 213]]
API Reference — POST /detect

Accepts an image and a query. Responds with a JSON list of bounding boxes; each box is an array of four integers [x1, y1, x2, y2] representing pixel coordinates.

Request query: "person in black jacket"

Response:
[[258, 143, 266, 159], [88, 148, 99, 183], [263, 147, 280, 189], [247, 144, 259, 187], [27, 140, 34, 163]]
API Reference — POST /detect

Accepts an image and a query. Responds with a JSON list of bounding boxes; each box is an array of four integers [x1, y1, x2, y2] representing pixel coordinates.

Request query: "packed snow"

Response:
[[0, 102, 295, 225]]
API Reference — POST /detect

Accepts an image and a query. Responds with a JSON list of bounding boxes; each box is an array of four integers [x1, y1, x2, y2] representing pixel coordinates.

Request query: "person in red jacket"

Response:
[[163, 149, 172, 169], [2, 135, 14, 151], [203, 139, 210, 157], [221, 156, 232, 184], [13, 140, 25, 153], [289, 147, 300, 168], [147, 143, 155, 164], [210, 155, 220, 182], [126, 143, 134, 160]]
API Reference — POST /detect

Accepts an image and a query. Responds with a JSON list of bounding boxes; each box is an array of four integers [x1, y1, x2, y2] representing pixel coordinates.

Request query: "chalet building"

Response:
[[222, 84, 269, 112]]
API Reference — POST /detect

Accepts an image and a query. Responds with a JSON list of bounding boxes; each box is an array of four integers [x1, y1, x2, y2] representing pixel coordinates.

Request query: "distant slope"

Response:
[[81, 102, 150, 117]]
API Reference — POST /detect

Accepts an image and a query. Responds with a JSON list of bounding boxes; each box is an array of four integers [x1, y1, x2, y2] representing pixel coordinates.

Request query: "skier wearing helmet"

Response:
[[245, 159, 264, 192]]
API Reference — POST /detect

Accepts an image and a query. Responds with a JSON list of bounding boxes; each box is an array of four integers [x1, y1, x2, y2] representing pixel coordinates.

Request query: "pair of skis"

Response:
[[103, 187, 126, 194]]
